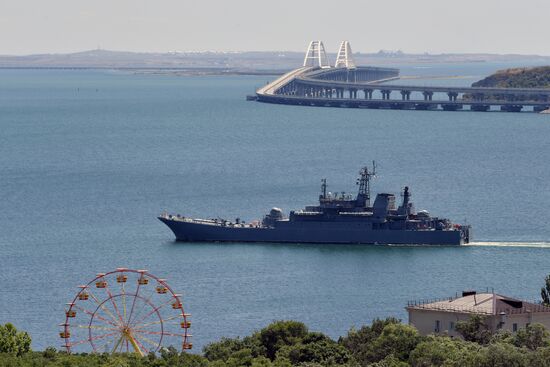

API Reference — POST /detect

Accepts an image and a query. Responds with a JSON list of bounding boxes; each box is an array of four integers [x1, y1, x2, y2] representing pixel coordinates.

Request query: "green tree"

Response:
[[258, 321, 308, 360], [203, 337, 250, 361], [101, 355, 131, 367], [541, 275, 550, 306], [527, 346, 550, 367], [368, 354, 409, 367], [224, 348, 255, 367], [250, 356, 273, 367], [409, 336, 483, 367], [339, 317, 401, 365], [0, 323, 31, 356], [368, 323, 420, 363], [455, 315, 493, 345], [513, 323, 550, 350], [480, 342, 527, 367], [276, 332, 352, 366]]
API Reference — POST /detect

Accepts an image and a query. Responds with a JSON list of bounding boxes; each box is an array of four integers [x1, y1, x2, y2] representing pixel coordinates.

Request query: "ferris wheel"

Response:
[[59, 268, 192, 356]]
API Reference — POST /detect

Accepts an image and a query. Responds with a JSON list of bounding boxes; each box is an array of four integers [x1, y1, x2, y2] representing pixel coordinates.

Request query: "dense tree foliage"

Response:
[[464, 66, 550, 102], [0, 323, 31, 356], [472, 67, 550, 89], [4, 318, 550, 366], [454, 315, 492, 345], [339, 318, 419, 365], [541, 274, 550, 306]]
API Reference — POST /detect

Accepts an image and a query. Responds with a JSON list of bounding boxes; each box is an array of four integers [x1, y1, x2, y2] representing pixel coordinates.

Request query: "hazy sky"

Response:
[[2, 0, 549, 55]]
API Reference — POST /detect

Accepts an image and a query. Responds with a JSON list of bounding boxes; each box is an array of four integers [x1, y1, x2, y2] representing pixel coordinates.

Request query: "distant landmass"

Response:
[[1, 49, 550, 74], [472, 66, 550, 89]]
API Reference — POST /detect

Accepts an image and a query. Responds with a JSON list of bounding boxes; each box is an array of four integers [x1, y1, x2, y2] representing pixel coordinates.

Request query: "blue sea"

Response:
[[1, 62, 550, 352]]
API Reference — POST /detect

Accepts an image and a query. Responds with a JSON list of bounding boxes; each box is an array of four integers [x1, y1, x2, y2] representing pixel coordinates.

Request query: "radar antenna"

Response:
[[320, 178, 327, 200], [356, 161, 376, 207]]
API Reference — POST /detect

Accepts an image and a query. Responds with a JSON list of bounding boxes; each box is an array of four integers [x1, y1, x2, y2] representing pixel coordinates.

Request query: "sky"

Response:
[[1, 0, 549, 56]]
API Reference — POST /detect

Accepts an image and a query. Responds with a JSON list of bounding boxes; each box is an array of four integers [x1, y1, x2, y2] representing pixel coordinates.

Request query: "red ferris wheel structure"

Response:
[[60, 268, 192, 356]]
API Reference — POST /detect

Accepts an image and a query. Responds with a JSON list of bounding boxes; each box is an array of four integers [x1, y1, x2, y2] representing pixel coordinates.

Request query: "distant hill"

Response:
[[472, 66, 550, 88], [1, 49, 550, 72]]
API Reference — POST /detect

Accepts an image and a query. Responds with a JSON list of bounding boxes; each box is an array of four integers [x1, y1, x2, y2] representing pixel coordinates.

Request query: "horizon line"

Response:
[[2, 48, 550, 59]]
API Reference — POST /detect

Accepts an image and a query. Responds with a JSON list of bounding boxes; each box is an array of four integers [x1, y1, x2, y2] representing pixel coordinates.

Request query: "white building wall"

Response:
[[408, 308, 550, 337], [408, 309, 477, 337]]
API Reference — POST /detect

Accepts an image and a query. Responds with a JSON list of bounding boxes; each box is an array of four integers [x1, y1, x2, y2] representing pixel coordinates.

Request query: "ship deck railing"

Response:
[[161, 213, 263, 228]]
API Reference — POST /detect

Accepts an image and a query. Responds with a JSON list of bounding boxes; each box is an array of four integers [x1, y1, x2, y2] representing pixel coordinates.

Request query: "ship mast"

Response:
[[356, 161, 376, 207], [320, 178, 327, 199]]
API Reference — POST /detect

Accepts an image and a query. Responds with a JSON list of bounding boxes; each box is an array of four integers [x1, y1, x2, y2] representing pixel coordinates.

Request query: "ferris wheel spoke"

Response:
[[121, 282, 128, 323], [132, 333, 161, 351], [76, 324, 119, 332], [96, 334, 118, 353], [111, 335, 125, 354], [104, 285, 125, 325], [133, 330, 187, 337], [69, 331, 120, 347], [126, 280, 143, 328], [87, 291, 122, 326], [74, 305, 119, 328], [133, 314, 180, 330], [119, 338, 126, 354], [131, 334, 150, 355], [130, 297, 174, 327], [128, 283, 158, 326]]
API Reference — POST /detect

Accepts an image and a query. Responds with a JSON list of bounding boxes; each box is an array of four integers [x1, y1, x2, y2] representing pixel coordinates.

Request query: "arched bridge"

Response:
[[254, 41, 550, 113]]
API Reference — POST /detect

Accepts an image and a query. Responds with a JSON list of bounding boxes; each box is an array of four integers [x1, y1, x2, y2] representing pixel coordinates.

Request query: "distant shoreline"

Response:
[[1, 49, 549, 73], [0, 66, 286, 76]]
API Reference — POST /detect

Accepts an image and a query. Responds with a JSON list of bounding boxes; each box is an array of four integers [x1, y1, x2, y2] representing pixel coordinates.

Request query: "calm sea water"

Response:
[[1, 63, 550, 351]]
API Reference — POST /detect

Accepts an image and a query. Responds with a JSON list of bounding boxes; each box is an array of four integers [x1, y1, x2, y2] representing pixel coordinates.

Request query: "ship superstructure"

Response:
[[159, 164, 471, 245]]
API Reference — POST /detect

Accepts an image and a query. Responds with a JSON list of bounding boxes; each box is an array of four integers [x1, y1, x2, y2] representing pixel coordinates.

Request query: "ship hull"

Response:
[[158, 217, 467, 246]]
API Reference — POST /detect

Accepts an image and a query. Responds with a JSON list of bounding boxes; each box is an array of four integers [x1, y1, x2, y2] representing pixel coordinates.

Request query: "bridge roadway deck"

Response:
[[257, 94, 550, 110], [256, 67, 314, 95], [254, 67, 550, 112], [294, 76, 550, 96]]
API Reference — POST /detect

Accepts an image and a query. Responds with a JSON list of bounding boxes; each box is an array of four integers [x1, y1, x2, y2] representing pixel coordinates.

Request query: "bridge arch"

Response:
[[303, 41, 331, 68]]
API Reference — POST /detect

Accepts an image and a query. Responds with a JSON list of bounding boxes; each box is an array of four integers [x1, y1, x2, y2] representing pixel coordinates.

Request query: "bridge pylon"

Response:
[[335, 40, 356, 69], [303, 41, 331, 68]]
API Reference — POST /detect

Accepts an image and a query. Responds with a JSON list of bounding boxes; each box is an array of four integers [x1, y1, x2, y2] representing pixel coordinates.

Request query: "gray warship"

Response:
[[159, 164, 471, 245]]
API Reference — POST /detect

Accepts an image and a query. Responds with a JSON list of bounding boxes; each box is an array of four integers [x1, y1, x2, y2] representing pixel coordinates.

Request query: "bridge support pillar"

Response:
[[381, 90, 392, 100], [472, 93, 484, 102], [423, 91, 434, 101], [447, 92, 459, 101], [401, 91, 411, 101], [364, 89, 373, 99]]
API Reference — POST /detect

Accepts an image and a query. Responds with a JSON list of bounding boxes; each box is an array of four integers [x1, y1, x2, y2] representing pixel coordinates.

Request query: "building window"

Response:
[[513, 323, 518, 332], [449, 321, 455, 331], [435, 320, 440, 332]]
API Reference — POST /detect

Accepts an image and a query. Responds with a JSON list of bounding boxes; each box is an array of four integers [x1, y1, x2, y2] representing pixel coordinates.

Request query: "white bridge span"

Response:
[[253, 40, 550, 113]]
